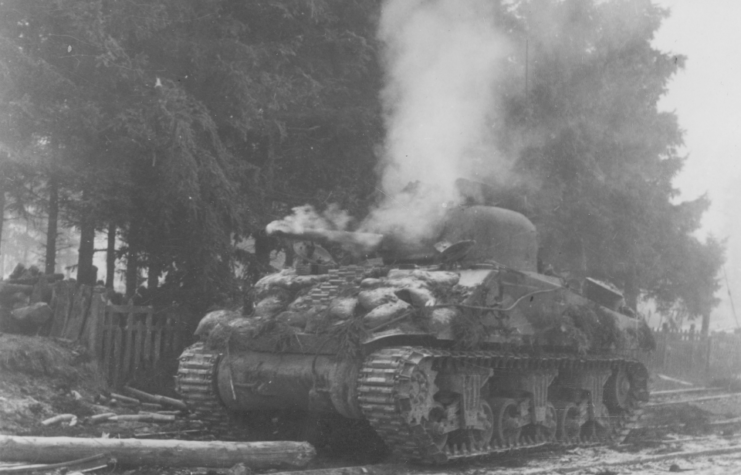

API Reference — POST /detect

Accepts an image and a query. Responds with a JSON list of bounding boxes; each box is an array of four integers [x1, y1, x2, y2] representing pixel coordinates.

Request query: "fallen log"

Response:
[[110, 393, 140, 405], [123, 386, 188, 410], [11, 303, 53, 327], [646, 392, 741, 407], [111, 414, 175, 422], [0, 436, 315, 469], [0, 453, 109, 474], [0, 282, 33, 297], [132, 429, 204, 439], [41, 414, 75, 426], [88, 413, 116, 423], [6, 274, 64, 286], [268, 464, 394, 475]]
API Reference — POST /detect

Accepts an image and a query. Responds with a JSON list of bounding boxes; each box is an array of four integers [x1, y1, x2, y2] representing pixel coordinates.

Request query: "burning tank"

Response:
[[176, 204, 654, 463]]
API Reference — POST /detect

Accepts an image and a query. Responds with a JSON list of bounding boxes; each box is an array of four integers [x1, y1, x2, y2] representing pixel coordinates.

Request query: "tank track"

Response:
[[176, 343, 237, 436], [357, 347, 646, 463]]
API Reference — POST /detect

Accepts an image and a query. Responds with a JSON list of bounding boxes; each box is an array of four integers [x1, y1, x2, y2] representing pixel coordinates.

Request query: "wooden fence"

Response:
[[642, 328, 741, 386], [97, 303, 184, 388], [47, 281, 186, 388]]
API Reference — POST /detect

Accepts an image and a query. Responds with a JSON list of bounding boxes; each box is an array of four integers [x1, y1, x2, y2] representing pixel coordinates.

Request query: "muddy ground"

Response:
[[1, 334, 741, 475]]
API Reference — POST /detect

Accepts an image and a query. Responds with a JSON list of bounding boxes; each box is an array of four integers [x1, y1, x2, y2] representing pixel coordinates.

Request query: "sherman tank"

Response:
[[176, 204, 654, 464]]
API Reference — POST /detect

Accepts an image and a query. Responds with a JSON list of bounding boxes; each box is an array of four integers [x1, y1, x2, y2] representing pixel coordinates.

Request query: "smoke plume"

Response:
[[266, 204, 352, 235], [360, 0, 512, 242]]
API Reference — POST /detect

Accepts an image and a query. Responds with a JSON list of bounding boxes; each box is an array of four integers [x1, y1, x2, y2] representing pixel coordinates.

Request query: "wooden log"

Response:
[[41, 414, 76, 426], [0, 282, 33, 297], [110, 393, 140, 405], [88, 413, 116, 423], [0, 436, 315, 469], [11, 303, 53, 327], [268, 465, 394, 475], [6, 274, 64, 286], [132, 429, 203, 439], [0, 453, 109, 474], [123, 386, 187, 410], [110, 414, 175, 422]]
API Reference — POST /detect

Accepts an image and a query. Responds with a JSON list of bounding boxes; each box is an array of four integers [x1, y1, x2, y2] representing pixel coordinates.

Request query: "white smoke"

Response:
[[266, 204, 352, 235], [361, 0, 512, 242]]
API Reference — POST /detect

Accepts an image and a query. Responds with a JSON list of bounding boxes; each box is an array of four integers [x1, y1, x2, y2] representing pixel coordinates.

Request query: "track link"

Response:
[[357, 347, 646, 463], [176, 343, 235, 435]]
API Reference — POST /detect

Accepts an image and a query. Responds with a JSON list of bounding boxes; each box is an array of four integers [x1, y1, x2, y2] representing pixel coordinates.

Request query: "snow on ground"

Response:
[[482, 436, 741, 475]]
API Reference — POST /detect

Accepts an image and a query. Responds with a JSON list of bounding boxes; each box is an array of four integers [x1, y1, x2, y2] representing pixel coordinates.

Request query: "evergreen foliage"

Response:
[[0, 0, 724, 325]]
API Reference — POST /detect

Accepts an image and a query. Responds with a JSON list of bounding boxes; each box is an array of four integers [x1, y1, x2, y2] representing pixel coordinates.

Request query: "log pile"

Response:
[[0, 264, 64, 335], [40, 387, 188, 427]]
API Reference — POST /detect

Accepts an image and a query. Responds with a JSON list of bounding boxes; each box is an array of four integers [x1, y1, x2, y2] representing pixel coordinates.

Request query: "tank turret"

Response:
[[177, 205, 653, 463]]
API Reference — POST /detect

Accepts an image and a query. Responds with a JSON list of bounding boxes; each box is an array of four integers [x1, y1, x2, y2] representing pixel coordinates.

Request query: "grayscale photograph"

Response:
[[0, 1, 740, 474]]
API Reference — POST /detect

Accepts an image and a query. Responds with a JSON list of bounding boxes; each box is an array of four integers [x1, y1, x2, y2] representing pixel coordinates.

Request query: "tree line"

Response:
[[0, 0, 724, 325]]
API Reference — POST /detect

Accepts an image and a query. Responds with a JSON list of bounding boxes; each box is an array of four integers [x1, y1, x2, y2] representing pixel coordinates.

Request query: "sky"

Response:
[[652, 0, 741, 330]]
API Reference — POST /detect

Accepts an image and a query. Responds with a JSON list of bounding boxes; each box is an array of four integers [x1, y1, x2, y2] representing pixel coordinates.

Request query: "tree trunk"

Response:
[[106, 223, 116, 288], [701, 313, 710, 336], [147, 256, 160, 291], [0, 436, 315, 469], [45, 177, 59, 275], [125, 225, 139, 297], [77, 222, 96, 285], [125, 256, 138, 296], [76, 188, 97, 285], [254, 230, 273, 268]]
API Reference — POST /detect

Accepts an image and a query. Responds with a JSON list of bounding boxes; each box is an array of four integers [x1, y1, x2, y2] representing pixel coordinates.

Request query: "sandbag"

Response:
[[387, 269, 460, 286], [394, 287, 435, 307], [206, 317, 261, 350], [428, 306, 459, 331], [363, 300, 410, 329], [358, 288, 398, 311], [275, 311, 308, 329], [359, 278, 382, 288], [255, 270, 327, 298], [287, 294, 314, 313], [194, 309, 241, 340], [328, 297, 357, 320], [254, 289, 292, 318]]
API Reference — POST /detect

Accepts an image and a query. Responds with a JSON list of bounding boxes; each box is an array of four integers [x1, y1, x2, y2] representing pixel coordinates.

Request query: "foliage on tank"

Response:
[[201, 266, 469, 356], [197, 263, 655, 358]]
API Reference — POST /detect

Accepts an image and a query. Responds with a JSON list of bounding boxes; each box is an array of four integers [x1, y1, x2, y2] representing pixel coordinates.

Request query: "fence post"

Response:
[[86, 290, 106, 360], [143, 311, 153, 366], [122, 300, 135, 386], [705, 336, 713, 376]]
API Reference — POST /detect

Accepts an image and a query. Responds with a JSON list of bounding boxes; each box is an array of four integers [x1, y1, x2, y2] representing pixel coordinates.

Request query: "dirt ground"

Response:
[[2, 335, 741, 475]]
